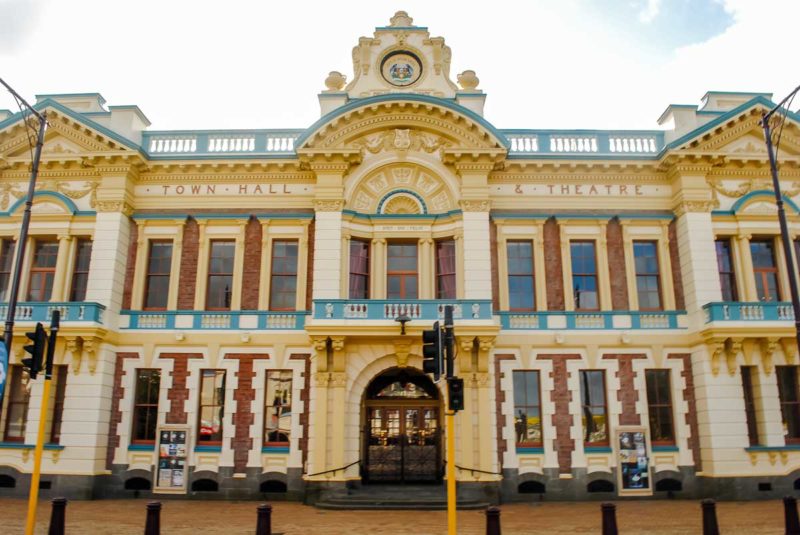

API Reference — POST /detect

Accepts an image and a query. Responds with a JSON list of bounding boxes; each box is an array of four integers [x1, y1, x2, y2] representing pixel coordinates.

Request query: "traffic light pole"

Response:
[[443, 305, 456, 535], [24, 310, 59, 535]]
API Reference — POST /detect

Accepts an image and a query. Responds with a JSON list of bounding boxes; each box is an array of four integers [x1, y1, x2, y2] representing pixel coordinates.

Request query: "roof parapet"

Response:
[[35, 93, 107, 112], [700, 91, 773, 112]]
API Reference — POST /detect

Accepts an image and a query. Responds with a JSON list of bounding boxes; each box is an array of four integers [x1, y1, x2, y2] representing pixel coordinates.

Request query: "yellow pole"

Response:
[[24, 376, 52, 535], [446, 408, 456, 535]]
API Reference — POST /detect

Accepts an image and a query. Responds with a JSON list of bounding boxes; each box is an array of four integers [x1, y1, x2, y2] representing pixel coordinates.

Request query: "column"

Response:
[[85, 205, 132, 327], [658, 221, 676, 310], [596, 223, 612, 310], [419, 238, 434, 299], [476, 337, 497, 475], [371, 238, 386, 299], [330, 337, 347, 472], [736, 234, 757, 301], [461, 209, 492, 300], [312, 206, 344, 299], [50, 235, 74, 301], [307, 338, 330, 478]]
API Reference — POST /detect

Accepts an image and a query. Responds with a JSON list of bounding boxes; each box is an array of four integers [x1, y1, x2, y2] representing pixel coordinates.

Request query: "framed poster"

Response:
[[614, 426, 652, 496], [153, 425, 190, 494]]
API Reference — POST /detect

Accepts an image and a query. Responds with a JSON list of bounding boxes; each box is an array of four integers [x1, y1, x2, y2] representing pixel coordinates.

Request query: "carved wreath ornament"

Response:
[[0, 180, 98, 210], [706, 177, 800, 208], [351, 129, 450, 155]]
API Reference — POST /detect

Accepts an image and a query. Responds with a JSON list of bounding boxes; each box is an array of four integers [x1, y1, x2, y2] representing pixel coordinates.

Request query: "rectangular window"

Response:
[[634, 241, 662, 310], [49, 365, 68, 444], [751, 240, 780, 302], [0, 240, 15, 301], [207, 240, 235, 310], [715, 239, 737, 302], [270, 240, 298, 311], [27, 239, 58, 301], [507, 241, 535, 311], [741, 366, 760, 446], [198, 370, 225, 445], [645, 369, 675, 445], [571, 241, 598, 310], [264, 370, 293, 445], [387, 243, 418, 299], [580, 370, 608, 445], [348, 240, 370, 299], [144, 241, 172, 310], [3, 365, 29, 441], [512, 370, 542, 446], [132, 369, 161, 444], [69, 239, 93, 302], [777, 366, 800, 443], [435, 239, 456, 299]]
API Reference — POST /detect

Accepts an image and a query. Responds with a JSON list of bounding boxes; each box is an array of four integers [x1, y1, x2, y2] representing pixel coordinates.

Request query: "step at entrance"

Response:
[[314, 484, 490, 511]]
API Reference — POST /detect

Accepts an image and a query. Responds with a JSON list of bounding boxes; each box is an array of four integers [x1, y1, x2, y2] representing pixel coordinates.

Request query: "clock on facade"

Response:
[[380, 51, 423, 87]]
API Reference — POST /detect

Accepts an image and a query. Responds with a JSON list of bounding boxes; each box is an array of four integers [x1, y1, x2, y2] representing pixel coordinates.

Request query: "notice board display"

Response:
[[615, 426, 652, 496], [153, 426, 189, 494]]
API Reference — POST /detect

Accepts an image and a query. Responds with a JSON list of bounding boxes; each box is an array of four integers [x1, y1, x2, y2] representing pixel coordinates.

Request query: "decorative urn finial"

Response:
[[457, 70, 480, 91], [389, 11, 414, 27], [324, 71, 347, 91]]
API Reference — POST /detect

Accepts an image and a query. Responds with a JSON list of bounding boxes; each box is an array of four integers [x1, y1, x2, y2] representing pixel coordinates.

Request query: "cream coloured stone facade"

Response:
[[0, 12, 799, 502]]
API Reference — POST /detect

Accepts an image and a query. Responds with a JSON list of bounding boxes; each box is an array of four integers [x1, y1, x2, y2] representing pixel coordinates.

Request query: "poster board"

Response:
[[614, 426, 653, 496], [153, 425, 189, 494]]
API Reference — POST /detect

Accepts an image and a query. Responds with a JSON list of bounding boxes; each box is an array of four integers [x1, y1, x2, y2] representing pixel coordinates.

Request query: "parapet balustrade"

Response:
[[503, 130, 663, 157], [0, 302, 105, 324], [143, 130, 303, 157], [703, 302, 795, 322], [499, 310, 686, 330], [314, 299, 494, 321], [121, 310, 306, 330]]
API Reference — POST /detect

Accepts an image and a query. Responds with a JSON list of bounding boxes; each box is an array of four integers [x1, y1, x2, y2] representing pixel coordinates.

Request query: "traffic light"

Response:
[[22, 323, 46, 380], [422, 321, 443, 381], [448, 377, 464, 412]]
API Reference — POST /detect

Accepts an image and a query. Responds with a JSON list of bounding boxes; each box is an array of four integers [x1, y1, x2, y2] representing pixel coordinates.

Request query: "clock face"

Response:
[[381, 51, 422, 87]]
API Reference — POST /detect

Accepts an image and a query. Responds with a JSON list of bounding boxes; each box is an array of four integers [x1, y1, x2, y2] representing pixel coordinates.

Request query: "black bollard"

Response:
[[485, 506, 501, 535], [144, 501, 161, 535], [701, 499, 720, 535], [256, 503, 272, 535], [601, 503, 618, 535], [785, 496, 800, 535], [48, 497, 67, 535]]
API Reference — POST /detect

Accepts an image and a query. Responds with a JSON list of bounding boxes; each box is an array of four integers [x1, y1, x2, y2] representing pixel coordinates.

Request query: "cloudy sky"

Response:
[[0, 0, 797, 132]]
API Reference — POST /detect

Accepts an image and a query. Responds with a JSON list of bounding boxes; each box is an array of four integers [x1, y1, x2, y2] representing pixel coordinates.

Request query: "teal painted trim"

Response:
[[131, 214, 188, 221], [74, 210, 96, 217], [711, 210, 734, 216], [554, 214, 613, 221], [703, 90, 773, 99], [374, 26, 428, 30], [515, 447, 544, 454], [121, 310, 307, 330], [341, 209, 462, 221], [255, 213, 314, 220], [82, 111, 111, 117], [0, 301, 106, 323], [499, 310, 686, 330], [745, 445, 800, 452], [35, 92, 106, 104], [7, 191, 79, 214], [192, 213, 252, 220], [730, 190, 800, 215], [262, 446, 290, 454], [128, 444, 156, 451], [194, 445, 222, 452], [314, 299, 493, 321], [615, 214, 674, 220], [652, 445, 679, 452], [703, 301, 794, 322], [317, 93, 349, 99], [295, 93, 509, 150], [0, 442, 65, 450], [696, 110, 725, 116], [584, 446, 612, 453], [489, 213, 551, 220], [376, 189, 428, 214]]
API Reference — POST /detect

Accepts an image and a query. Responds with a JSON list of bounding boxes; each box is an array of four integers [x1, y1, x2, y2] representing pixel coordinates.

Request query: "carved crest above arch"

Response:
[[350, 163, 454, 214]]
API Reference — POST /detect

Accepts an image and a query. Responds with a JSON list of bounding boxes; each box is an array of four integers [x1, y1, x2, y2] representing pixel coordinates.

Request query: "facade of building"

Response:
[[0, 11, 800, 503]]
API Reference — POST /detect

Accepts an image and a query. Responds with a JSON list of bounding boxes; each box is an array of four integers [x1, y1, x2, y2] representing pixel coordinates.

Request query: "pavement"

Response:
[[0, 497, 791, 534]]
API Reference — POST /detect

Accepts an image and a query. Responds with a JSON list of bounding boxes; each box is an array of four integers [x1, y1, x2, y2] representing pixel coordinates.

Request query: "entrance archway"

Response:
[[362, 367, 442, 483]]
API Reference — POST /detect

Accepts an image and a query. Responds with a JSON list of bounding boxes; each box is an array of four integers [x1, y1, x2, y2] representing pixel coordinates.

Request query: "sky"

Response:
[[0, 0, 798, 132]]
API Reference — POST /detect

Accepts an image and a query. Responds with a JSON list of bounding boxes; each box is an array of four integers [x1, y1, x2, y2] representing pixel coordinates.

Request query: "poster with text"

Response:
[[615, 426, 653, 496], [153, 426, 189, 494]]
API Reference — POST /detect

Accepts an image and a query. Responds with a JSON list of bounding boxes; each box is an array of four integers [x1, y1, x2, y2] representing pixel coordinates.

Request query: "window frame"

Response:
[[206, 240, 236, 311], [506, 240, 536, 312], [776, 365, 800, 444], [741, 365, 760, 447], [49, 365, 68, 444], [579, 369, 609, 447], [131, 368, 161, 445], [69, 238, 93, 302], [0, 239, 16, 302], [644, 369, 675, 446], [435, 239, 457, 300], [386, 241, 419, 300], [633, 240, 663, 311], [197, 369, 226, 446], [715, 238, 738, 302], [751, 239, 780, 302], [264, 370, 293, 447], [570, 240, 600, 311], [269, 239, 299, 311], [143, 240, 173, 311], [27, 239, 59, 302], [512, 370, 543, 447], [348, 239, 370, 300], [3, 365, 29, 442]]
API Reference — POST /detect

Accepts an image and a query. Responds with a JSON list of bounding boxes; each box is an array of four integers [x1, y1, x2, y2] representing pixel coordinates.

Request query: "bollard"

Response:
[[785, 496, 800, 535], [601, 503, 618, 535], [48, 497, 67, 535], [256, 503, 272, 535], [701, 499, 720, 535], [485, 506, 501, 535], [144, 501, 161, 535]]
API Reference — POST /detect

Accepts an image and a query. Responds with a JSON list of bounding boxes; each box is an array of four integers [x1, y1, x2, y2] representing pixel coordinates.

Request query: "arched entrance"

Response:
[[363, 367, 442, 483]]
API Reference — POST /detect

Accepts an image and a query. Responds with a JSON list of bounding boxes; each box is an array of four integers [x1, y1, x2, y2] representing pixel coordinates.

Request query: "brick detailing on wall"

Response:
[[290, 353, 311, 469], [602, 354, 646, 426], [537, 354, 581, 474], [305, 219, 315, 311], [606, 218, 629, 310], [490, 221, 500, 312], [121, 224, 138, 310], [225, 353, 270, 473], [106, 352, 138, 470], [668, 220, 686, 311], [668, 353, 701, 471], [241, 217, 262, 310], [543, 218, 565, 311], [160, 353, 204, 424], [493, 353, 516, 470], [177, 217, 199, 309]]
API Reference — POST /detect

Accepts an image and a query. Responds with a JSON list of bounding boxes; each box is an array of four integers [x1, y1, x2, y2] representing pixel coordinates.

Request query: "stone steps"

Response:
[[314, 484, 490, 510]]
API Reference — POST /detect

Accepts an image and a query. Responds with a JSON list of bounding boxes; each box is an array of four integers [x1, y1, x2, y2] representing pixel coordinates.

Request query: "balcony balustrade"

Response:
[[120, 310, 306, 330], [499, 310, 686, 330], [0, 302, 105, 324], [313, 299, 494, 321], [703, 302, 795, 322]]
